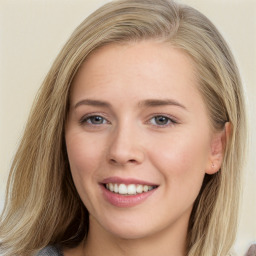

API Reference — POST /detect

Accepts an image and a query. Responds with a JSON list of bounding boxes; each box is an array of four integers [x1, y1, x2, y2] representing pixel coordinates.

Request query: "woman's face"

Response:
[[65, 41, 221, 240]]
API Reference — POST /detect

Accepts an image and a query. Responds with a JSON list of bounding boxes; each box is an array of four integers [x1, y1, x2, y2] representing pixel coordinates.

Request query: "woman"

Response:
[[0, 0, 247, 255]]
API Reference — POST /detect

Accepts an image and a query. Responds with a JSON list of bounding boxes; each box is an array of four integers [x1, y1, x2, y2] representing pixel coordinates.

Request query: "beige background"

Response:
[[0, 0, 255, 255]]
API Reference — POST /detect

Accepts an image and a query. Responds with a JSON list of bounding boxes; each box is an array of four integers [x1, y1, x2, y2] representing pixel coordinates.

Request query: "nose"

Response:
[[107, 125, 145, 166]]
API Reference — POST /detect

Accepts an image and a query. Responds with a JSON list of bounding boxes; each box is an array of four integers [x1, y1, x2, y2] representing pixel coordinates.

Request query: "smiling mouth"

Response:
[[104, 183, 158, 195]]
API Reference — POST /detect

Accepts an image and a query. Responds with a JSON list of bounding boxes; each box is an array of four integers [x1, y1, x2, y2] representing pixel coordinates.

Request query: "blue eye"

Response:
[[150, 116, 175, 126], [81, 115, 108, 125]]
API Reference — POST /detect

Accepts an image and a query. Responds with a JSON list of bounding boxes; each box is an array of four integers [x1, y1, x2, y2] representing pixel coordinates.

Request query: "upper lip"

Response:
[[101, 176, 159, 186]]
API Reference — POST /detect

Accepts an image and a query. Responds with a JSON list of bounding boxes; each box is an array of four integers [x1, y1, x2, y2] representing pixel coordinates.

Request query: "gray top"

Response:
[[36, 245, 63, 256]]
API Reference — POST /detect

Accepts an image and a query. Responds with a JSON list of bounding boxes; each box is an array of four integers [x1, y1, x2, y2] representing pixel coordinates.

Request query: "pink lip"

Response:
[[100, 176, 158, 208], [101, 186, 157, 208], [101, 176, 158, 186]]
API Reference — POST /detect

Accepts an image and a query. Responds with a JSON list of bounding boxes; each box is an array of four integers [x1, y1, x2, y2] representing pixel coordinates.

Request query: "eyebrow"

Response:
[[74, 99, 111, 109], [74, 98, 187, 111], [138, 99, 187, 110]]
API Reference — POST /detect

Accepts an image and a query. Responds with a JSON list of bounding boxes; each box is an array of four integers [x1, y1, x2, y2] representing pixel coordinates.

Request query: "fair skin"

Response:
[[65, 41, 225, 256]]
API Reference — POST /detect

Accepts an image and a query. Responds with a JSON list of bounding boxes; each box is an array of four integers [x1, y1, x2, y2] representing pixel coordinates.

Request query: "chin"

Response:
[[106, 225, 154, 240], [94, 213, 169, 241]]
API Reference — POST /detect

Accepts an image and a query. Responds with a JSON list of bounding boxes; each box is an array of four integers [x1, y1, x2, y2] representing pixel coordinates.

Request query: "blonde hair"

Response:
[[0, 0, 247, 255]]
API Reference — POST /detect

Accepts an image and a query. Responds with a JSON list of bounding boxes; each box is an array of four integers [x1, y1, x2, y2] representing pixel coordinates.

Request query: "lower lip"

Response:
[[101, 185, 157, 208]]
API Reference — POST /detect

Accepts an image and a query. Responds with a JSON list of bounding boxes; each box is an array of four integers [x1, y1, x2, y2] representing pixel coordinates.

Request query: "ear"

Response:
[[206, 122, 231, 175]]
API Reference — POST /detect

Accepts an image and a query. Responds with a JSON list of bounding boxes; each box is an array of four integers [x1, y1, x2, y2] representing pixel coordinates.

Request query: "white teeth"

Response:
[[105, 183, 156, 195], [127, 184, 136, 195], [136, 184, 143, 193], [119, 184, 127, 194], [143, 185, 149, 192], [109, 183, 114, 192], [114, 184, 119, 193]]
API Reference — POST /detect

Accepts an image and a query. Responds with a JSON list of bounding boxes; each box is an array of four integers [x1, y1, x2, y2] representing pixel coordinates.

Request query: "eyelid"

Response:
[[78, 112, 179, 128], [79, 112, 111, 125], [146, 114, 179, 127]]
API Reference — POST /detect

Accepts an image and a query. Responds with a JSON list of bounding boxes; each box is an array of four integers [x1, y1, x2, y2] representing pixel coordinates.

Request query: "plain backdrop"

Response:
[[0, 0, 255, 255]]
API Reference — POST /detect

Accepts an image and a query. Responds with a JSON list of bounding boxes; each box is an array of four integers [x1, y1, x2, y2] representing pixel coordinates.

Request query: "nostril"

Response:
[[109, 158, 137, 165], [110, 159, 117, 164]]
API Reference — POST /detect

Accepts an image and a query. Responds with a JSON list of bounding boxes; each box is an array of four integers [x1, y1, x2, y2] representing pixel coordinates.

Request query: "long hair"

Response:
[[0, 0, 247, 255]]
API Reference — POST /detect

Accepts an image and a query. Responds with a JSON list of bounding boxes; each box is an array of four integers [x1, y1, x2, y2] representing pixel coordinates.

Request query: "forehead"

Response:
[[70, 41, 199, 99]]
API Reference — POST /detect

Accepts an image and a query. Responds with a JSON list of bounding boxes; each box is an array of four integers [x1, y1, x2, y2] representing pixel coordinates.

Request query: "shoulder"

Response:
[[36, 245, 63, 256], [246, 244, 256, 256]]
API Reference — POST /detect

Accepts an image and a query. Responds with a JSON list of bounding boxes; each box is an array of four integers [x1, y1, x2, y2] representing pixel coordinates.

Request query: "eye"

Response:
[[80, 115, 109, 125], [149, 115, 176, 127]]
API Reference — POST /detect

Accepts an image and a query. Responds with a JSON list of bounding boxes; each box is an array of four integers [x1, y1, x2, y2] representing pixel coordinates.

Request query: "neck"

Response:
[[83, 214, 189, 256]]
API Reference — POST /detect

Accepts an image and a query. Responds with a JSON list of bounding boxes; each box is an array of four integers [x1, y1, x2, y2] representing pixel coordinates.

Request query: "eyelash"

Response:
[[79, 114, 178, 128], [79, 114, 110, 126], [147, 115, 178, 127]]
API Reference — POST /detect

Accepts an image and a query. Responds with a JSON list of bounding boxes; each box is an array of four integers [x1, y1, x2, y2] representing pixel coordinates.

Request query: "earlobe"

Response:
[[206, 122, 231, 175]]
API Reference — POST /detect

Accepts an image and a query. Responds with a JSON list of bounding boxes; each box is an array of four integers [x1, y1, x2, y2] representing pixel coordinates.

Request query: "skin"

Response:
[[65, 41, 226, 256]]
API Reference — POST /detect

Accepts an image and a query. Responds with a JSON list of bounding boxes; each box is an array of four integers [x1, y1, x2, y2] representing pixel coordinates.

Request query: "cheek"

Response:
[[149, 134, 209, 211], [65, 132, 106, 210], [149, 131, 211, 184], [65, 133, 104, 181]]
